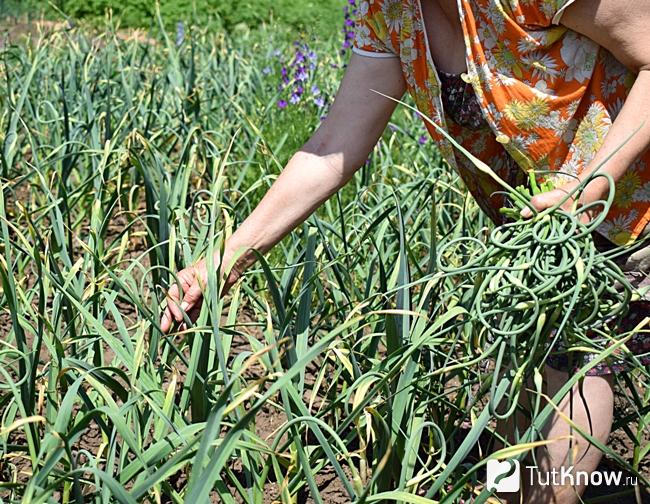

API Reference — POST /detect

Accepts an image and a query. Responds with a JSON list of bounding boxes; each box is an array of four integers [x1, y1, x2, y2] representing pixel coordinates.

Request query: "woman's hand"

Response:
[[521, 175, 611, 223], [160, 252, 241, 333]]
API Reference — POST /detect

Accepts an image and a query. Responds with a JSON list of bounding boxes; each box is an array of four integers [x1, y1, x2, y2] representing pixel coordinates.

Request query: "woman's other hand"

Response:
[[160, 252, 241, 333], [521, 175, 611, 223]]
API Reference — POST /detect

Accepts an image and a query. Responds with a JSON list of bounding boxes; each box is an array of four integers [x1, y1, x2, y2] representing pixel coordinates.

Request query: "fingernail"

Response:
[[520, 207, 533, 218]]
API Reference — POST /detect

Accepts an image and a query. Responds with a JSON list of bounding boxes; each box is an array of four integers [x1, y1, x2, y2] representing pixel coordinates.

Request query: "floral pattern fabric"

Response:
[[438, 70, 488, 131], [352, 0, 650, 245], [438, 70, 528, 222]]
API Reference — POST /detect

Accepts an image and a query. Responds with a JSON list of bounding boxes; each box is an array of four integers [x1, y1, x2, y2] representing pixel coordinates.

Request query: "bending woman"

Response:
[[161, 1, 650, 502]]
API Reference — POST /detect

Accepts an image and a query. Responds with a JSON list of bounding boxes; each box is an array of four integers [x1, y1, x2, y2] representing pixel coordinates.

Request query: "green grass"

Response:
[[0, 15, 648, 504], [0, 0, 348, 38]]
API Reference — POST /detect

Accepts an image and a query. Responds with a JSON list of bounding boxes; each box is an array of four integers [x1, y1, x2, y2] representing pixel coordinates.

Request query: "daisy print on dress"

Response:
[[352, 0, 650, 245], [559, 31, 598, 83]]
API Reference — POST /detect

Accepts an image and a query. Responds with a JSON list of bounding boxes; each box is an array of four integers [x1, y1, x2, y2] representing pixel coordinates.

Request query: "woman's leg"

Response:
[[521, 365, 614, 503], [493, 364, 614, 504]]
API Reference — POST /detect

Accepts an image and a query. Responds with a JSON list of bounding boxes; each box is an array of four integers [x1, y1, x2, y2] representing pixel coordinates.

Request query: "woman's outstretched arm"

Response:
[[160, 53, 406, 332]]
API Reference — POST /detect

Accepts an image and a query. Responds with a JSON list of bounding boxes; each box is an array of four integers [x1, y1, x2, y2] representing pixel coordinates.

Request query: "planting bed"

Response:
[[0, 15, 648, 504]]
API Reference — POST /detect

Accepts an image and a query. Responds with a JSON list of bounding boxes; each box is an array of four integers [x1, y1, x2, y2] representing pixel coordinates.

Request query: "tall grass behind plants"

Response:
[[1, 0, 348, 38], [0, 16, 648, 504]]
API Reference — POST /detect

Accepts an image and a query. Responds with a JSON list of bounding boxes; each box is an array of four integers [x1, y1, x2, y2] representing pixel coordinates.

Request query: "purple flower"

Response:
[[175, 21, 185, 47], [311, 85, 320, 96], [341, 1, 358, 54], [262, 66, 272, 75], [314, 96, 326, 108], [418, 135, 428, 145], [273, 41, 324, 97], [278, 99, 288, 109], [388, 124, 398, 132]]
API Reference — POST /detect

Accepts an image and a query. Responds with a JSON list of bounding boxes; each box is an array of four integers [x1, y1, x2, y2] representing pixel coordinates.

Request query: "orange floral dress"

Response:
[[352, 0, 650, 246]]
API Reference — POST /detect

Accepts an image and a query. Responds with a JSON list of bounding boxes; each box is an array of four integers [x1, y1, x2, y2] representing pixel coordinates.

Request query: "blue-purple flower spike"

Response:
[[341, 0, 358, 55], [176, 21, 185, 47]]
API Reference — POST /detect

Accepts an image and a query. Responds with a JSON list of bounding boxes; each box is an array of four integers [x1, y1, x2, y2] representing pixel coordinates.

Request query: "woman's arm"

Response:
[[160, 53, 406, 332], [223, 53, 405, 273], [525, 0, 650, 217]]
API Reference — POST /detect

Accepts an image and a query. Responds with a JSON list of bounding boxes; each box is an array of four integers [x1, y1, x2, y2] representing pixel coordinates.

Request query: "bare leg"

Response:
[[493, 365, 614, 503], [522, 365, 614, 503]]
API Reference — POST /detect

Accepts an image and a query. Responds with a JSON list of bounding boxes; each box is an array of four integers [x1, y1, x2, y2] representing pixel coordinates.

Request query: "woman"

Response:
[[160, 1, 650, 502]]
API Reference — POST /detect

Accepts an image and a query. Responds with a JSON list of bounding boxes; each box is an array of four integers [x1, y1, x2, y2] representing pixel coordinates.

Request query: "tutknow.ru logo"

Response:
[[486, 458, 638, 493], [486, 459, 520, 492]]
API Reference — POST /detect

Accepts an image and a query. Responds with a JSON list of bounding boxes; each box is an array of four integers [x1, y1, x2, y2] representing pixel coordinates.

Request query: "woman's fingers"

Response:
[[159, 260, 211, 334], [165, 283, 185, 323], [521, 188, 577, 218], [529, 191, 559, 213], [161, 307, 173, 333], [176, 298, 204, 333], [159, 265, 207, 333], [179, 303, 203, 332], [520, 186, 594, 224], [178, 280, 204, 315], [160, 272, 190, 332]]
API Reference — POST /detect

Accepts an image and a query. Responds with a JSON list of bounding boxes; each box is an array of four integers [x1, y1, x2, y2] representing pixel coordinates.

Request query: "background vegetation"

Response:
[[0, 0, 347, 37]]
